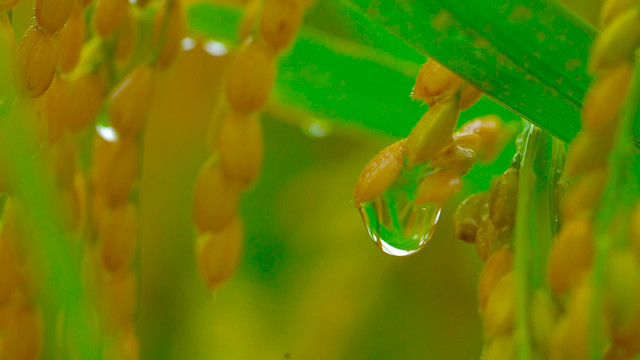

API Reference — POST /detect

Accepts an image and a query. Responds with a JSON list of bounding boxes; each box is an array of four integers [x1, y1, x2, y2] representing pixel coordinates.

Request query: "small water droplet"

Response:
[[204, 40, 228, 56], [301, 118, 331, 138], [359, 163, 441, 256], [181, 37, 196, 51], [96, 125, 117, 142]]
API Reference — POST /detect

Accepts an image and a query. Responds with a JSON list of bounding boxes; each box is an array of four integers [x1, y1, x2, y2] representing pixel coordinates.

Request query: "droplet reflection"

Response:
[[359, 163, 441, 256]]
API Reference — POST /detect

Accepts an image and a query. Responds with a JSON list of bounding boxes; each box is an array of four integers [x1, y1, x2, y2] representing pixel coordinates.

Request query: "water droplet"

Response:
[[181, 37, 196, 51], [359, 163, 442, 256], [301, 118, 331, 138], [96, 125, 117, 142], [204, 40, 228, 56]]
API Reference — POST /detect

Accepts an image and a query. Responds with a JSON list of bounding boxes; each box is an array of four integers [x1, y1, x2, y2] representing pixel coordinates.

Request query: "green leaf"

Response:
[[187, 2, 517, 139], [341, 0, 598, 143], [188, 0, 603, 143]]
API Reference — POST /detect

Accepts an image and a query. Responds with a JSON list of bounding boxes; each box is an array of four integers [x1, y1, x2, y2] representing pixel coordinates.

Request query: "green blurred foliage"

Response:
[[136, 36, 504, 359], [188, 2, 517, 139], [177, 119, 487, 359], [0, 0, 610, 359], [135, 1, 560, 359]]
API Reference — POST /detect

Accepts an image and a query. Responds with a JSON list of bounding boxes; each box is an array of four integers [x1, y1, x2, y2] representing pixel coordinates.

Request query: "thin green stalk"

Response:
[[548, 140, 566, 237], [514, 124, 537, 360], [530, 136, 563, 290], [514, 123, 559, 359]]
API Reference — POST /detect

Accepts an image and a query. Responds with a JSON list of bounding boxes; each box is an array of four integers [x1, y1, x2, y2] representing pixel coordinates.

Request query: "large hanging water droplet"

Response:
[[359, 163, 442, 256]]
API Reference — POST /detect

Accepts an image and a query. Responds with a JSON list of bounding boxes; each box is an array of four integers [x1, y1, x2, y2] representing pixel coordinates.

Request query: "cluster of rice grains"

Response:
[[354, 1, 640, 358], [461, 134, 538, 360], [354, 58, 509, 256], [192, 0, 308, 290], [0, 0, 185, 358], [451, 1, 640, 358], [474, 2, 640, 358], [0, 201, 43, 360], [544, 1, 640, 359]]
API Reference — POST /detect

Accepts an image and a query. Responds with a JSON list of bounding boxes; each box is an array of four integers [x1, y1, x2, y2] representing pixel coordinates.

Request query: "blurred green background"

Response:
[[142, 107, 493, 359], [134, 0, 605, 358], [136, 24, 517, 360], [0, 0, 607, 358]]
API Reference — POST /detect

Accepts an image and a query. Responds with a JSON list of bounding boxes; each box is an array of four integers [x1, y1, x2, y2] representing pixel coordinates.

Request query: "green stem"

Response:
[[514, 123, 560, 359], [531, 136, 563, 290], [548, 140, 566, 237], [514, 124, 536, 360]]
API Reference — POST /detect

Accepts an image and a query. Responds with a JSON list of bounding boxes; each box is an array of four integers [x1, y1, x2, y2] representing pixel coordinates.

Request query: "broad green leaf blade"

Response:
[[187, 2, 517, 139], [342, 0, 597, 143]]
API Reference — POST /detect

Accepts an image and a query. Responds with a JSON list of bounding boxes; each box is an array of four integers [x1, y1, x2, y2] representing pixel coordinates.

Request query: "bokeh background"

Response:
[[132, 0, 604, 358], [0, 0, 603, 358], [134, 26, 510, 360]]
